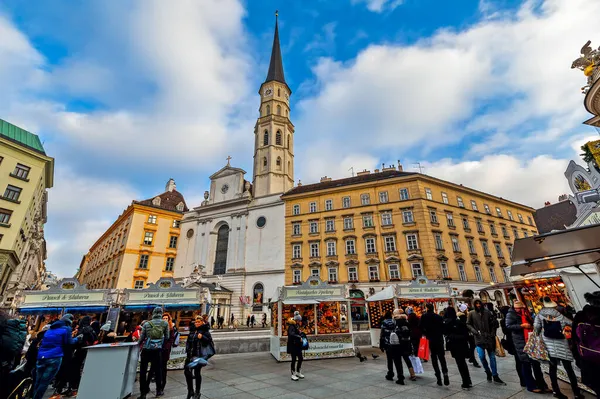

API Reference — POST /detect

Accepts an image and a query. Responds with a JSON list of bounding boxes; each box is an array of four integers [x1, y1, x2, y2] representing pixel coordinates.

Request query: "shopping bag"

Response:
[[200, 342, 216, 359], [409, 355, 424, 374], [523, 332, 550, 362], [417, 337, 430, 361], [495, 336, 506, 357]]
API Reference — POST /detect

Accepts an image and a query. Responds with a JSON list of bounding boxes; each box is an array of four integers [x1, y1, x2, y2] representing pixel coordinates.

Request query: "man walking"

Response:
[[0, 311, 27, 399], [138, 307, 169, 399], [420, 303, 449, 386], [467, 300, 506, 385]]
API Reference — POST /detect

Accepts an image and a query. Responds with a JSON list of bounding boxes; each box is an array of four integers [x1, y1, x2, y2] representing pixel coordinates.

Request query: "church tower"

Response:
[[252, 13, 294, 198]]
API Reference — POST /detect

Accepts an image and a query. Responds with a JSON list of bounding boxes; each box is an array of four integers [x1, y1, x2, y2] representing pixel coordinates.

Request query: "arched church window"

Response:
[[252, 283, 264, 310], [287, 135, 291, 149], [213, 225, 229, 275], [263, 157, 267, 169], [276, 131, 282, 146], [278, 88, 281, 96], [288, 161, 291, 172], [263, 130, 269, 146], [276, 157, 282, 170], [277, 105, 281, 115], [286, 110, 289, 117], [266, 105, 270, 115]]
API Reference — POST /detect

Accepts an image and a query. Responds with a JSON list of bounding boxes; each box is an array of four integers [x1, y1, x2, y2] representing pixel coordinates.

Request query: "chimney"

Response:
[[544, 201, 551, 206], [357, 170, 370, 176], [320, 176, 332, 183], [297, 179, 302, 186], [374, 169, 380, 173], [558, 194, 569, 202], [397, 159, 403, 171], [165, 178, 176, 192]]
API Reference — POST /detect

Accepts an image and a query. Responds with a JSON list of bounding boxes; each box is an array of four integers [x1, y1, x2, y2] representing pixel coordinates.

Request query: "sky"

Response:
[[0, 0, 598, 277]]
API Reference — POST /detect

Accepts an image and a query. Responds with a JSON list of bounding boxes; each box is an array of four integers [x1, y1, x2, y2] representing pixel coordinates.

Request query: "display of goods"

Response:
[[368, 300, 395, 328], [272, 302, 278, 334], [316, 301, 349, 334], [282, 304, 315, 336]]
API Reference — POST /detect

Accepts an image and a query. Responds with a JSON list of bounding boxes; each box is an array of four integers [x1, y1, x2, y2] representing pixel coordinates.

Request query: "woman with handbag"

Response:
[[444, 308, 472, 390], [287, 313, 304, 381], [184, 315, 213, 399], [534, 297, 583, 399]]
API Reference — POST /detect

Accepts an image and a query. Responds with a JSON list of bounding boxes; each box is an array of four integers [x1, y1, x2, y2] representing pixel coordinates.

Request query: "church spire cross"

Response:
[[226, 155, 232, 166], [265, 10, 286, 86]]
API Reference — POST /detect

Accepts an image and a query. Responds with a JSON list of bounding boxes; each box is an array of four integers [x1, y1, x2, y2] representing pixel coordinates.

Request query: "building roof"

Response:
[[264, 15, 287, 87], [282, 169, 417, 196], [0, 118, 46, 154], [533, 200, 578, 234], [135, 189, 189, 213]]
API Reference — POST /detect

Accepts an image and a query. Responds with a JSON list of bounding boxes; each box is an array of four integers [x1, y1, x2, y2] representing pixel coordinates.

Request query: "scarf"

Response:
[[518, 310, 532, 340]]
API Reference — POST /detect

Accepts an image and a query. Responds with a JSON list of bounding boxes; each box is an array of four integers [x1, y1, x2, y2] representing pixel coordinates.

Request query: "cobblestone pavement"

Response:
[[47, 348, 583, 399]]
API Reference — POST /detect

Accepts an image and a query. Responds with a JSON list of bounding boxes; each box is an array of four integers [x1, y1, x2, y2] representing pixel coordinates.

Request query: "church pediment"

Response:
[[209, 165, 246, 180]]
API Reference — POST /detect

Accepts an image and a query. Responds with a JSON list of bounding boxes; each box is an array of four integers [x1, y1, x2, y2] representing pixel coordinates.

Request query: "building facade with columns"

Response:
[[174, 17, 293, 322]]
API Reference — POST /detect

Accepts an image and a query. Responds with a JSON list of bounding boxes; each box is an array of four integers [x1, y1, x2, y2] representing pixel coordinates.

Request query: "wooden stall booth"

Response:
[[365, 285, 398, 347], [396, 277, 452, 316], [270, 277, 354, 361]]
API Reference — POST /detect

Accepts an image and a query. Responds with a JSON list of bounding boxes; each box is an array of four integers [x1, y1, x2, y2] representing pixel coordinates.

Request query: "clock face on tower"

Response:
[[221, 184, 229, 194], [264, 88, 272, 96]]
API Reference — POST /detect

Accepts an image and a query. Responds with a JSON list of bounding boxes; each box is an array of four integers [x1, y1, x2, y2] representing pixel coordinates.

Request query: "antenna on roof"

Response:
[[348, 167, 354, 177], [413, 162, 425, 174]]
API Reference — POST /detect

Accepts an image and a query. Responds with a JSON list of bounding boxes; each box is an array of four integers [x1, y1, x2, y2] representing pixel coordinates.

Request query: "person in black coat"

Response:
[[572, 292, 600, 399], [444, 307, 472, 390], [184, 315, 213, 399], [420, 303, 448, 386], [389, 309, 416, 384], [68, 316, 97, 393], [287, 313, 304, 381]]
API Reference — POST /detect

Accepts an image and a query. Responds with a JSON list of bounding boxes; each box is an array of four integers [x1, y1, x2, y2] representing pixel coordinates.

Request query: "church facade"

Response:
[[174, 17, 293, 323]]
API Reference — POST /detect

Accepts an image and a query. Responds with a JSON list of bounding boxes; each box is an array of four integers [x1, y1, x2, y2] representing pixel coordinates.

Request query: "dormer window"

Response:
[[176, 202, 184, 211], [152, 197, 161, 206]]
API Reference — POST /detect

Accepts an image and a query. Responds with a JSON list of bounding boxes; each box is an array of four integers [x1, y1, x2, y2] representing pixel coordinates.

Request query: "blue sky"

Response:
[[0, 0, 598, 277]]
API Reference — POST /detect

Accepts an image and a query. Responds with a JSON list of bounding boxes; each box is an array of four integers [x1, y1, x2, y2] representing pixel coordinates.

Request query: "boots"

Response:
[[436, 374, 443, 386], [443, 374, 450, 386], [186, 391, 194, 399], [408, 367, 417, 381], [291, 371, 299, 381]]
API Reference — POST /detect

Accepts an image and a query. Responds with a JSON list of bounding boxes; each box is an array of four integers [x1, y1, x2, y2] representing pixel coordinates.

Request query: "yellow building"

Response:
[[281, 167, 537, 302], [0, 119, 54, 305], [77, 179, 188, 290]]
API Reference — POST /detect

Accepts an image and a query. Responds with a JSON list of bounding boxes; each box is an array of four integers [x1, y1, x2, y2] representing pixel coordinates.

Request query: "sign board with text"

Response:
[[282, 277, 346, 301], [20, 278, 109, 307], [277, 333, 354, 361], [124, 278, 200, 305], [397, 277, 451, 299]]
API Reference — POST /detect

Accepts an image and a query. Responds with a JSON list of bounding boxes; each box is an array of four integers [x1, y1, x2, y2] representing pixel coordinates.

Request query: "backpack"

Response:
[[543, 318, 565, 340], [389, 329, 400, 346], [0, 318, 27, 361], [144, 321, 164, 350], [576, 322, 600, 364]]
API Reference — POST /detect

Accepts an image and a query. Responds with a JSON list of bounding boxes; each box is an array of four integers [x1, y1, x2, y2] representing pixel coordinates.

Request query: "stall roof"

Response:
[[511, 224, 600, 276], [283, 299, 320, 305], [366, 286, 395, 302]]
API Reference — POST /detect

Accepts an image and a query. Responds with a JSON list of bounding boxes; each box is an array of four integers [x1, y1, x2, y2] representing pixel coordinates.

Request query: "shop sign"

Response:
[[127, 290, 198, 302], [23, 291, 105, 304], [283, 276, 345, 300], [278, 334, 354, 360], [398, 286, 449, 296]]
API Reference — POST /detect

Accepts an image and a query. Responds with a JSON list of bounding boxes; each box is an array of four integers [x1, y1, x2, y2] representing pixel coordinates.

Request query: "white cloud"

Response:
[[351, 0, 404, 13]]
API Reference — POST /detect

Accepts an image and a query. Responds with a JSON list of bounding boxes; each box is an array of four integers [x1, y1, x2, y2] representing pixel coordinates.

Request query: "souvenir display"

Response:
[[368, 300, 395, 329], [271, 302, 278, 335], [317, 302, 349, 334], [282, 304, 315, 336]]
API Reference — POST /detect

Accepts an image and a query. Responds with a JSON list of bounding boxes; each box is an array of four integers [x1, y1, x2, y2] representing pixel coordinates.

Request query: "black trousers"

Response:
[[455, 357, 472, 386], [290, 352, 303, 372], [140, 349, 163, 395], [184, 358, 202, 394], [549, 357, 579, 396], [386, 349, 412, 380], [157, 355, 169, 392], [68, 349, 87, 390], [467, 335, 477, 363], [430, 345, 448, 377]]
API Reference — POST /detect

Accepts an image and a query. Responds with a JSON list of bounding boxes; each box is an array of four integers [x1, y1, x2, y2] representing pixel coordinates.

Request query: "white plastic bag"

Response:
[[409, 355, 424, 374]]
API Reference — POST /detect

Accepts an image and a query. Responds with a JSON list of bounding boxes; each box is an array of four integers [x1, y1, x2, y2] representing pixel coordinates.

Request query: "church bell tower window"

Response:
[[263, 131, 269, 146], [266, 105, 270, 115], [277, 105, 281, 115], [263, 157, 268, 169], [276, 131, 282, 145], [276, 157, 282, 170], [213, 225, 229, 275]]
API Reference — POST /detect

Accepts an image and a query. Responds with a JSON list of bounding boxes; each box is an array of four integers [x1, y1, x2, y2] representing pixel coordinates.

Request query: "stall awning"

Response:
[[366, 286, 395, 302], [511, 224, 600, 276], [18, 307, 63, 315], [283, 299, 320, 305], [64, 306, 108, 313]]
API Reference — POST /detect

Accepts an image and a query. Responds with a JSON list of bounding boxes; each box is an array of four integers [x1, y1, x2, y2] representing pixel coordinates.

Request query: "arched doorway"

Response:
[[214, 225, 229, 275], [494, 290, 505, 307], [480, 291, 490, 303], [349, 289, 366, 321], [252, 283, 264, 312]]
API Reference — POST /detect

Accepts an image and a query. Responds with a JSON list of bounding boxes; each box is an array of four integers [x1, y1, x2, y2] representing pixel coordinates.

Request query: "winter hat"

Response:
[[458, 303, 468, 313], [152, 307, 163, 318], [584, 291, 600, 307], [61, 314, 74, 325], [513, 301, 525, 309], [79, 316, 91, 327], [293, 313, 303, 322], [392, 308, 404, 320], [542, 296, 557, 308], [405, 306, 413, 315], [100, 321, 112, 332]]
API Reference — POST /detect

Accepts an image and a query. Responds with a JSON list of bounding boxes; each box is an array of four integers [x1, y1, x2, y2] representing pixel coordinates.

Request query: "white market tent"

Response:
[[366, 285, 396, 302]]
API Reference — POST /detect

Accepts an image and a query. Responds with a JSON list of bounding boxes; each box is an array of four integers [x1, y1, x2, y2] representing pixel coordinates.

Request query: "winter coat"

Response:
[[505, 308, 530, 362], [407, 314, 421, 340], [162, 327, 178, 361], [443, 317, 470, 359], [572, 304, 600, 387], [138, 310, 169, 349], [420, 311, 445, 350], [38, 320, 79, 360], [467, 307, 498, 351], [286, 320, 302, 355], [393, 318, 414, 357], [185, 324, 213, 360], [379, 318, 396, 351], [534, 307, 573, 361]]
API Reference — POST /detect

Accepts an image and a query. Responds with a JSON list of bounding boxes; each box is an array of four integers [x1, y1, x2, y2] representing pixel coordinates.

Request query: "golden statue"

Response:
[[572, 40, 600, 93]]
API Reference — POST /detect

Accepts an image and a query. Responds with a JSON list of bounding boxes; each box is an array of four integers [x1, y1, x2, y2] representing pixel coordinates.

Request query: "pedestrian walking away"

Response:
[[184, 315, 214, 399], [407, 310, 422, 359], [67, 315, 97, 396], [262, 313, 267, 328], [420, 303, 449, 386], [384, 309, 415, 385], [251, 314, 256, 328], [467, 300, 505, 385], [156, 313, 178, 395], [572, 291, 600, 399], [444, 307, 473, 390], [287, 312, 305, 381], [459, 303, 481, 368], [138, 307, 169, 399], [0, 310, 27, 399]]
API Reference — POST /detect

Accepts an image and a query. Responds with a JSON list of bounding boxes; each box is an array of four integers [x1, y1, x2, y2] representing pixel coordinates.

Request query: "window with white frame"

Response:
[[399, 188, 409, 200], [451, 236, 460, 252], [496, 207, 502, 217], [523, 230, 529, 237], [346, 239, 356, 254], [484, 204, 491, 214], [411, 263, 423, 277], [458, 263, 467, 281], [527, 216, 533, 225], [501, 226, 508, 237], [344, 217, 353, 230], [502, 267, 509, 282], [434, 233, 444, 250], [494, 243, 504, 258], [309, 221, 318, 233], [325, 199, 333, 211], [442, 192, 449, 204], [369, 265, 380, 280], [143, 231, 154, 245], [172, 220, 181, 228], [379, 191, 389, 203], [489, 267, 497, 283], [292, 222, 301, 235], [363, 214, 374, 228], [342, 196, 351, 208], [489, 223, 497, 235], [311, 268, 320, 277], [361, 194, 370, 205], [406, 234, 419, 250], [389, 264, 400, 280], [446, 213, 455, 227], [471, 200, 478, 211], [328, 268, 338, 282], [476, 219, 484, 233], [425, 188, 433, 200], [402, 210, 413, 224], [310, 242, 320, 257], [462, 217, 470, 230], [293, 269, 302, 284], [457, 196, 465, 208], [327, 241, 336, 256], [482, 240, 491, 256], [134, 280, 145, 290], [512, 227, 519, 238], [165, 257, 175, 272], [138, 255, 149, 269], [507, 210, 514, 221], [507, 244, 513, 256], [430, 210, 438, 223], [467, 239, 476, 254], [384, 235, 396, 252], [325, 219, 335, 232], [147, 215, 157, 224], [474, 265, 483, 282], [348, 267, 358, 281], [365, 237, 376, 253], [440, 262, 449, 278], [309, 202, 317, 213], [293, 204, 300, 215], [518, 214, 524, 223], [293, 244, 301, 259], [382, 212, 393, 226]]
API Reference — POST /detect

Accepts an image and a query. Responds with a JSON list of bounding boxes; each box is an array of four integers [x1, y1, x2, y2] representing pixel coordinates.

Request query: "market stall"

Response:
[[365, 286, 397, 347], [270, 277, 354, 361]]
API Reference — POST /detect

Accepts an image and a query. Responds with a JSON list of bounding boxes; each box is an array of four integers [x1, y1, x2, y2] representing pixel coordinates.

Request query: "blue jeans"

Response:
[[33, 357, 62, 399], [476, 346, 497, 376]]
